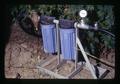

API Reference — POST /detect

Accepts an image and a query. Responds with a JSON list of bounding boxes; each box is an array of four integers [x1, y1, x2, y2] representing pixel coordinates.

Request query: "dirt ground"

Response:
[[4, 23, 115, 79]]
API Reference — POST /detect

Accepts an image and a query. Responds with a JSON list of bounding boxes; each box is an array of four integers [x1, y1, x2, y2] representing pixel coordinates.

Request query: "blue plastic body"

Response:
[[60, 28, 76, 60], [41, 24, 56, 53]]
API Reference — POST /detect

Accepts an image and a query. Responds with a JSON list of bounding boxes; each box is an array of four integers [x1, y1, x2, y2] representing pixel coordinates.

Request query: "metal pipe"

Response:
[[76, 37, 97, 79], [53, 20, 60, 65], [76, 21, 89, 30], [75, 26, 78, 70]]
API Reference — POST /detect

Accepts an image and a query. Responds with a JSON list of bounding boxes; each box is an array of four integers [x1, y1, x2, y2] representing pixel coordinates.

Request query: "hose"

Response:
[[88, 25, 115, 38], [97, 28, 115, 38]]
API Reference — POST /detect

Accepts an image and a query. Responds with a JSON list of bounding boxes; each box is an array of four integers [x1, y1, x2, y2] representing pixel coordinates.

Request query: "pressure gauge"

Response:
[[79, 10, 87, 18]]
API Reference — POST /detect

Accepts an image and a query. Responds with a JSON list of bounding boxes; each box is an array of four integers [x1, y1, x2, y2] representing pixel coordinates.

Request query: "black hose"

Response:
[[97, 28, 115, 38], [88, 25, 115, 38]]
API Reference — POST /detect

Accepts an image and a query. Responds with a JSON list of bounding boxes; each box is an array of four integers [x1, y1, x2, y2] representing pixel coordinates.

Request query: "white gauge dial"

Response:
[[79, 10, 87, 18]]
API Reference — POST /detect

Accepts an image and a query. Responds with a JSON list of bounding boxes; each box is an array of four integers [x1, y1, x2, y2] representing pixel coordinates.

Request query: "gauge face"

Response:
[[79, 10, 87, 18]]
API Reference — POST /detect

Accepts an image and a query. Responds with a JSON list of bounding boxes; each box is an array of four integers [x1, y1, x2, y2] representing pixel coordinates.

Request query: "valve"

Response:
[[74, 10, 98, 30]]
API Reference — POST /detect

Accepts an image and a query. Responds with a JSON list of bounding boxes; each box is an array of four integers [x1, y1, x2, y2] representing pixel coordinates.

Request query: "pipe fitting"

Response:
[[53, 19, 59, 24]]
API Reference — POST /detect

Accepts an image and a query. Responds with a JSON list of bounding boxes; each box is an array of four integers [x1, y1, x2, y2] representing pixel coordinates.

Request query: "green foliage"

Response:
[[10, 5, 115, 56]]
